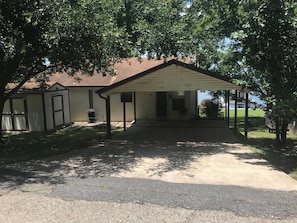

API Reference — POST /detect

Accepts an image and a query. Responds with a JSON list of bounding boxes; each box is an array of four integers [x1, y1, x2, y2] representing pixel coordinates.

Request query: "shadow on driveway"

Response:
[[0, 139, 234, 190], [1, 120, 294, 191]]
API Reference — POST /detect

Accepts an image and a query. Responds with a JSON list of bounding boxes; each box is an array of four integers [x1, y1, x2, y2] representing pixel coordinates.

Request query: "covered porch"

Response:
[[96, 59, 249, 139]]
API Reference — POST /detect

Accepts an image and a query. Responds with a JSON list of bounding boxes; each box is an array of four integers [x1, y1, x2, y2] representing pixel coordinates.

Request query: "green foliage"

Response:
[[0, 0, 132, 142], [134, 0, 189, 59], [199, 99, 220, 118], [203, 0, 297, 143], [241, 0, 297, 143]]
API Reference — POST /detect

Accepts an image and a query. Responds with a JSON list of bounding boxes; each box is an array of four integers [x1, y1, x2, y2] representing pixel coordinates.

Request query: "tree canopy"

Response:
[[0, 0, 132, 142], [183, 0, 296, 143], [242, 0, 297, 142], [207, 0, 297, 143]]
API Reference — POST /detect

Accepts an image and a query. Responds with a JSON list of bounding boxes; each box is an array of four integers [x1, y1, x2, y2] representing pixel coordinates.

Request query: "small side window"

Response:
[[172, 98, 185, 111], [121, 92, 133, 102]]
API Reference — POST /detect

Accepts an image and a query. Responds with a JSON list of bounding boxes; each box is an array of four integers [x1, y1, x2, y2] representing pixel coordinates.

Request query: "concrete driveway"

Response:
[[1, 120, 297, 222], [107, 120, 297, 191], [1, 119, 296, 191]]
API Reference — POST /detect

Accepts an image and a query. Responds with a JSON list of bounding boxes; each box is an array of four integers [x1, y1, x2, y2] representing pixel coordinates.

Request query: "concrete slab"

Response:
[[104, 120, 297, 191], [114, 119, 239, 143]]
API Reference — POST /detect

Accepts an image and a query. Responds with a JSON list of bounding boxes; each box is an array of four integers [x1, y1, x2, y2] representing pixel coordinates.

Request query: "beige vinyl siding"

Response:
[[135, 92, 156, 120], [104, 65, 241, 95]]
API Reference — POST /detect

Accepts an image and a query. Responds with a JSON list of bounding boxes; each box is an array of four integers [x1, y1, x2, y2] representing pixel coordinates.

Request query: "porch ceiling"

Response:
[[97, 60, 247, 95]]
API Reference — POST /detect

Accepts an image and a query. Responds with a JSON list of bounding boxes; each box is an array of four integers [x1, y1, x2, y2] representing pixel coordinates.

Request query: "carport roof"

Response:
[[97, 59, 248, 95]]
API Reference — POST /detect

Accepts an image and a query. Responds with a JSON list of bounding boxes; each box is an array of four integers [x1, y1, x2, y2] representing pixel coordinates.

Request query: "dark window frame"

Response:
[[172, 98, 185, 111], [121, 92, 133, 103]]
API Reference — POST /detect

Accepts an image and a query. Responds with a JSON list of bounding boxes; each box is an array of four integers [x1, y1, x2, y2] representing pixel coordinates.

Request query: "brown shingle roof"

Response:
[[6, 81, 58, 93], [48, 58, 168, 87], [6, 58, 173, 91]]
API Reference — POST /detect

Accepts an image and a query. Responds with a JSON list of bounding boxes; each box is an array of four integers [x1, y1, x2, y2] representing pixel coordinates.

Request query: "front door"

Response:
[[52, 95, 65, 128], [156, 92, 167, 119]]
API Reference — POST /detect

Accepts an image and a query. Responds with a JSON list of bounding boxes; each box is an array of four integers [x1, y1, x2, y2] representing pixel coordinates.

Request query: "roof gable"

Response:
[[97, 59, 245, 95]]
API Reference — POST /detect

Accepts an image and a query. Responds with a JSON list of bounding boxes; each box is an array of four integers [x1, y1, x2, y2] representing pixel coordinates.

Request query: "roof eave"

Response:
[[96, 59, 249, 95]]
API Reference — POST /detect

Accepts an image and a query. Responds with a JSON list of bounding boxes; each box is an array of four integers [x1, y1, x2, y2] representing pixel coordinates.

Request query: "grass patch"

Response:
[[0, 125, 121, 165], [229, 109, 297, 181]]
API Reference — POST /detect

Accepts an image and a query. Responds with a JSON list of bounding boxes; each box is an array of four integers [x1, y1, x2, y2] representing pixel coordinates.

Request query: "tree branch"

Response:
[[4, 65, 58, 101]]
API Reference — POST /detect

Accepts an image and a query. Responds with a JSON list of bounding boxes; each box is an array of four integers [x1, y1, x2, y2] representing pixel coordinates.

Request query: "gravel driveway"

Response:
[[1, 121, 297, 222]]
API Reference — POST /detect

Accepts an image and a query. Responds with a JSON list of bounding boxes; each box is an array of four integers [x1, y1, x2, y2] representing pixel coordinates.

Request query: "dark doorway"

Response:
[[157, 92, 167, 119]]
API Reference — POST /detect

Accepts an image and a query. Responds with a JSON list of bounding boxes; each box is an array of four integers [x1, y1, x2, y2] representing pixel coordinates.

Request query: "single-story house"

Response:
[[3, 57, 249, 134]]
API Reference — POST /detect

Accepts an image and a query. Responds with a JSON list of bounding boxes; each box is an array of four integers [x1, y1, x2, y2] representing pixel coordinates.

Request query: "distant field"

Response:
[[223, 108, 265, 118]]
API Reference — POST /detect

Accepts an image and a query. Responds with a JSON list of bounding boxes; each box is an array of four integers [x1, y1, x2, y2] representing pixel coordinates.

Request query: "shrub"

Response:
[[199, 99, 220, 118]]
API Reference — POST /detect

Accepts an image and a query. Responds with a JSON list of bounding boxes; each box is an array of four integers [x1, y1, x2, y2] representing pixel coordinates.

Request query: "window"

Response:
[[121, 92, 133, 102], [172, 98, 185, 111]]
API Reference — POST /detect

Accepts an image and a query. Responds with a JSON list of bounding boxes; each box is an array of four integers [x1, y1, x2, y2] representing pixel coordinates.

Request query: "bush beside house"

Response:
[[199, 99, 220, 118]]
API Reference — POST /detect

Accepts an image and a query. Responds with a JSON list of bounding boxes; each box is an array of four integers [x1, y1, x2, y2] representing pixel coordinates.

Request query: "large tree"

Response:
[[114, 0, 190, 59], [1, 0, 197, 143], [242, 0, 297, 143], [195, 0, 297, 144], [0, 0, 131, 143]]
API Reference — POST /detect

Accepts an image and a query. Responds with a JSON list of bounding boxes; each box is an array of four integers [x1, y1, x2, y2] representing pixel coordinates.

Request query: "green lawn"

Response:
[[0, 125, 121, 165], [225, 108, 297, 180]]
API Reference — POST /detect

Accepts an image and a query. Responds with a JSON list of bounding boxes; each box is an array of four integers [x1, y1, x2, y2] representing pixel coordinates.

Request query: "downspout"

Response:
[[98, 92, 111, 139]]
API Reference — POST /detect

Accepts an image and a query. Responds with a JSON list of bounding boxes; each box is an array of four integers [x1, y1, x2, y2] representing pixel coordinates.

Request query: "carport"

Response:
[[96, 59, 249, 139]]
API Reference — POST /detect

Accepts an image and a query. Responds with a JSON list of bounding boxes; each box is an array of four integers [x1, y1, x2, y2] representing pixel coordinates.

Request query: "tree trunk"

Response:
[[0, 96, 5, 145], [0, 82, 10, 145], [280, 120, 288, 144], [275, 117, 281, 144]]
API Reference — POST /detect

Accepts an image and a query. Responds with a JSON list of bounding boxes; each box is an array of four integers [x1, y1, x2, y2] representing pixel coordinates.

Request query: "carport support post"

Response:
[[227, 90, 230, 128], [244, 92, 249, 138], [98, 93, 111, 139], [106, 95, 112, 139], [133, 92, 136, 124], [123, 98, 126, 131], [224, 91, 227, 120], [234, 90, 238, 132]]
